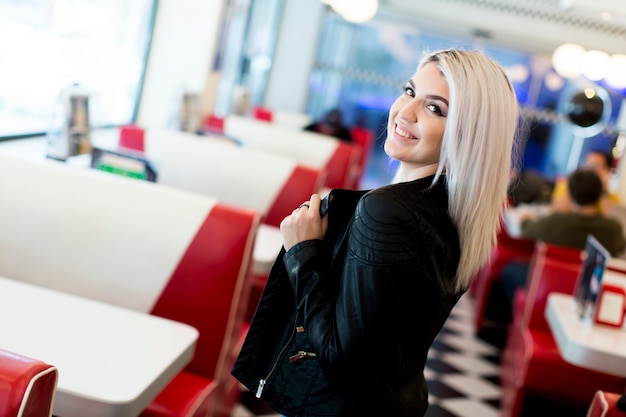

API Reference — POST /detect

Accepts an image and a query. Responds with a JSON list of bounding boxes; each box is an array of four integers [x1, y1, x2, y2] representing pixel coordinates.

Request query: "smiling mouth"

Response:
[[395, 124, 417, 139]]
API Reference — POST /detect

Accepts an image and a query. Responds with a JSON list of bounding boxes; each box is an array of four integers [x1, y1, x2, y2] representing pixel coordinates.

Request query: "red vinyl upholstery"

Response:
[[471, 224, 535, 333], [263, 164, 325, 228], [500, 242, 626, 417], [115, 127, 323, 229], [224, 114, 363, 193], [252, 106, 273, 122], [0, 154, 261, 417], [119, 125, 146, 152], [214, 323, 251, 417], [323, 141, 361, 190], [141, 204, 260, 417], [203, 115, 225, 134], [0, 349, 58, 417], [587, 390, 626, 417], [348, 127, 375, 189]]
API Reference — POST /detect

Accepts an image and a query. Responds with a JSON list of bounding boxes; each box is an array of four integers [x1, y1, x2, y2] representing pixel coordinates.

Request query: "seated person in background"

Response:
[[508, 169, 554, 206], [501, 168, 626, 306], [551, 149, 620, 214], [304, 108, 353, 142]]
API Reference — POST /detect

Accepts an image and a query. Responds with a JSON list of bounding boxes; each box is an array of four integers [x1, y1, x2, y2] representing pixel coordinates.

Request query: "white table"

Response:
[[0, 276, 199, 417], [252, 224, 284, 275], [545, 292, 626, 378]]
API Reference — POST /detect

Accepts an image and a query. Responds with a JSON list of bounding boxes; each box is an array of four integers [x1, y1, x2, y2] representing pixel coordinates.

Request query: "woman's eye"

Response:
[[403, 86, 415, 97], [427, 104, 444, 116]]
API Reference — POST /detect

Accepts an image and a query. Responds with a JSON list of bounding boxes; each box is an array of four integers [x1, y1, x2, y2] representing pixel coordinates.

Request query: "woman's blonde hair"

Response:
[[420, 49, 519, 291]]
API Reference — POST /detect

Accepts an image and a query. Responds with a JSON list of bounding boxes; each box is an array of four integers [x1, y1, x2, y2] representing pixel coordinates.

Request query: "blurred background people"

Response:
[[508, 169, 555, 207], [501, 168, 626, 307], [551, 149, 621, 214], [304, 108, 353, 142]]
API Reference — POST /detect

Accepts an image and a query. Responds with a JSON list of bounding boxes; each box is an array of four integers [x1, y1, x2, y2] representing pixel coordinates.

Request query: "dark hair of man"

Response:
[[568, 168, 603, 206]]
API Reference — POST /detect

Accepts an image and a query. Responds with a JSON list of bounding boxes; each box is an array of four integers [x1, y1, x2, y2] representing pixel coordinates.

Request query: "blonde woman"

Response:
[[233, 48, 520, 417]]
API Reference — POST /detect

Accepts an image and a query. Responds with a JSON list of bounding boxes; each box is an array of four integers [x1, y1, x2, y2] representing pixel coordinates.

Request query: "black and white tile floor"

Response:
[[231, 294, 505, 417]]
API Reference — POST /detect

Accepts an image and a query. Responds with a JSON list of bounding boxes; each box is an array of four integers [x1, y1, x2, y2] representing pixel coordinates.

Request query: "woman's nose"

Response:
[[397, 100, 418, 123]]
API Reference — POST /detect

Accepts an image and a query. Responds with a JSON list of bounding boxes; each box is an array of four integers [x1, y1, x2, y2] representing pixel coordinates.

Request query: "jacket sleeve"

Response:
[[283, 191, 425, 386]]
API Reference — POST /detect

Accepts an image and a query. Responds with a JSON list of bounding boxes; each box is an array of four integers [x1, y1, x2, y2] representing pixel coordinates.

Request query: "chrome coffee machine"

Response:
[[46, 83, 92, 161]]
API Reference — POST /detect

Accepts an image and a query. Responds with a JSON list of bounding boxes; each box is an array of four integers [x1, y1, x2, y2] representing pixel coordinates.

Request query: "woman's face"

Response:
[[385, 62, 449, 180]]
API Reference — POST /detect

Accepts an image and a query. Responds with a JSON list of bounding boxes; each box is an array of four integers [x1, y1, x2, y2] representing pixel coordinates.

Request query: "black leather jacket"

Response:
[[232, 176, 462, 417]]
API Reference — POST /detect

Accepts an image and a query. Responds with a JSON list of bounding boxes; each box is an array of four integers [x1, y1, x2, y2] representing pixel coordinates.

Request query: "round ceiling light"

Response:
[[606, 54, 626, 89], [552, 43, 586, 79], [581, 49, 610, 81], [327, 0, 378, 24]]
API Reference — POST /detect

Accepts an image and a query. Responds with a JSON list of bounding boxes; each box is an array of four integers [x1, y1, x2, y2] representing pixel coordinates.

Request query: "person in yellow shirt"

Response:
[[551, 149, 620, 214]]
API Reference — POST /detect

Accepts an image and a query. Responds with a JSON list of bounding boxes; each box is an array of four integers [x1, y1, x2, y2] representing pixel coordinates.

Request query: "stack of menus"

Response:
[[90, 147, 157, 182]]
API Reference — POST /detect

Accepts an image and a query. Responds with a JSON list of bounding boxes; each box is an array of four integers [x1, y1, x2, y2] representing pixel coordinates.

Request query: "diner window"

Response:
[[305, 11, 537, 184], [213, 0, 284, 116], [306, 11, 535, 133], [0, 0, 157, 139]]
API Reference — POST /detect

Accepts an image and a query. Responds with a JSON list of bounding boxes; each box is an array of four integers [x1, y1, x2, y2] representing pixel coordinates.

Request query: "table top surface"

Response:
[[0, 276, 198, 417], [545, 292, 626, 377], [252, 224, 283, 275]]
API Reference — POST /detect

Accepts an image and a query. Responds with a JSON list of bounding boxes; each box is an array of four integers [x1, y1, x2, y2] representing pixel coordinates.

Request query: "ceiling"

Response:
[[377, 0, 626, 56]]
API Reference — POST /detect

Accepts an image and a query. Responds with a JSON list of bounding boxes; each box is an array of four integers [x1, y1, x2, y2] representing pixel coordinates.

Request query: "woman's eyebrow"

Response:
[[426, 94, 449, 107]]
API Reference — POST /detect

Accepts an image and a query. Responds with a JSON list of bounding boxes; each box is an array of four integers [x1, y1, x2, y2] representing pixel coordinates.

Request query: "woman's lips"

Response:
[[395, 123, 417, 139]]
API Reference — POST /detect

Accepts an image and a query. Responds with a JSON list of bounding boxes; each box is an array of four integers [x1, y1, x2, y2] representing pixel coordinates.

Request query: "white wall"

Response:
[[264, 0, 325, 113], [137, 0, 226, 129]]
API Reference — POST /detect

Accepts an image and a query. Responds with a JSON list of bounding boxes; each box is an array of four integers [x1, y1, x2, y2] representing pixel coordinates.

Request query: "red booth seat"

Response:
[[500, 242, 626, 417], [0, 154, 261, 417], [106, 126, 325, 229], [223, 114, 361, 191], [471, 223, 535, 334], [0, 349, 58, 417]]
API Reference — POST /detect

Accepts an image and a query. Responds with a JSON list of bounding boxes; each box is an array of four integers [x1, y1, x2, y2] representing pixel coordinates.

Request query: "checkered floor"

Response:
[[231, 294, 506, 417]]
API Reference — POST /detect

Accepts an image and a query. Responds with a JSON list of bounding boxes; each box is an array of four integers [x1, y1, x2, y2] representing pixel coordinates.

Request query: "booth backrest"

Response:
[[522, 242, 583, 331], [271, 110, 312, 129], [93, 128, 324, 228], [223, 114, 360, 190], [119, 125, 145, 152], [471, 222, 536, 333], [252, 106, 273, 122], [0, 153, 260, 381], [0, 348, 58, 417], [149, 203, 258, 378], [349, 126, 376, 189], [203, 115, 226, 134]]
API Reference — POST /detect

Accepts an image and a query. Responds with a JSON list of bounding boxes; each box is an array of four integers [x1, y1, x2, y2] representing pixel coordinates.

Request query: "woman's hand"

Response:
[[280, 194, 328, 251]]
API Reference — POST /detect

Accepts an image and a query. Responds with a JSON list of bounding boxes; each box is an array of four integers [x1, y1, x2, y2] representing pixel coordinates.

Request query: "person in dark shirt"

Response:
[[304, 108, 353, 142]]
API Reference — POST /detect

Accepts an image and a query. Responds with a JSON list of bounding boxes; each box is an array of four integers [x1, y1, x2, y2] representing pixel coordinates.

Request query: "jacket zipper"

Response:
[[288, 350, 317, 362], [256, 313, 299, 398]]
